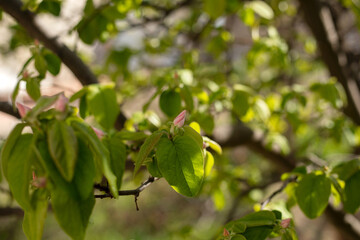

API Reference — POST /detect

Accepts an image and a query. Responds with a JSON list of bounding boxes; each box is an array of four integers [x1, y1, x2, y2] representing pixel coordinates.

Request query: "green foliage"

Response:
[[156, 133, 204, 197], [295, 173, 331, 219], [2, 0, 360, 239]]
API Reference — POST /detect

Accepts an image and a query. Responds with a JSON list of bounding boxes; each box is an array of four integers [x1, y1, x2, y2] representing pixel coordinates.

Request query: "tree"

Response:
[[0, 0, 360, 239]]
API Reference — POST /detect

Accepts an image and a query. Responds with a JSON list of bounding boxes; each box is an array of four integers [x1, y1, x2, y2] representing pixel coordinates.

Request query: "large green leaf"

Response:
[[183, 126, 204, 152], [204, 0, 225, 19], [344, 171, 360, 213], [71, 121, 118, 198], [295, 173, 331, 219], [1, 123, 27, 180], [86, 84, 119, 130], [230, 211, 276, 227], [23, 189, 48, 240], [44, 52, 61, 75], [242, 226, 274, 240], [73, 137, 96, 200], [159, 89, 182, 117], [331, 159, 360, 181], [134, 131, 164, 176], [48, 120, 78, 182], [34, 140, 95, 240], [103, 135, 126, 190], [4, 134, 33, 210], [26, 78, 41, 101], [51, 189, 95, 240], [156, 134, 204, 197]]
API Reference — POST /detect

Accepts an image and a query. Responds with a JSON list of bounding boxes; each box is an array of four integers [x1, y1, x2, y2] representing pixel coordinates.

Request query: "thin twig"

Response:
[[260, 176, 297, 210], [94, 176, 159, 211]]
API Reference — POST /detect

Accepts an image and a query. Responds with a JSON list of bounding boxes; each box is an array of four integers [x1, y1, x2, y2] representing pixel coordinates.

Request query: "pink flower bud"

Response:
[[16, 102, 31, 118], [22, 70, 29, 79], [280, 218, 291, 228], [54, 93, 68, 112], [173, 110, 186, 127], [223, 228, 230, 237], [92, 127, 105, 139]]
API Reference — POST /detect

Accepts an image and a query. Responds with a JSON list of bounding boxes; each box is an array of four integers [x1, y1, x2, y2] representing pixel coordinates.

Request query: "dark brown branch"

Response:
[[0, 207, 24, 217], [299, 0, 360, 125], [0, 102, 20, 119], [0, 0, 98, 86], [94, 176, 159, 210], [260, 176, 297, 210]]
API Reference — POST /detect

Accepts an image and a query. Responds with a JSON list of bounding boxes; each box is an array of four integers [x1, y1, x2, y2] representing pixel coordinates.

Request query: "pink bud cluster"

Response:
[[16, 93, 68, 118], [173, 110, 186, 127]]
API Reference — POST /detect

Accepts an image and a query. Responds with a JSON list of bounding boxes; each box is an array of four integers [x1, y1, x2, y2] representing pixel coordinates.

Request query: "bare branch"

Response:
[[260, 176, 297, 210], [299, 0, 360, 125], [94, 176, 159, 210], [0, 102, 20, 119], [0, 0, 98, 86]]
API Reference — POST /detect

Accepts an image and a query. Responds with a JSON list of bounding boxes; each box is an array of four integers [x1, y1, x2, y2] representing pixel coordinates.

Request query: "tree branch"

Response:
[[260, 176, 297, 210], [299, 0, 360, 125], [0, 102, 20, 119], [94, 176, 159, 211], [0, 0, 98, 86]]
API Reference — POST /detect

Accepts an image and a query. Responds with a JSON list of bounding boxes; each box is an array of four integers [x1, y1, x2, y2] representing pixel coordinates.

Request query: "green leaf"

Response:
[[156, 134, 204, 197], [115, 131, 148, 141], [246, 1, 274, 20], [204, 0, 225, 19], [232, 90, 250, 117], [86, 84, 120, 130], [4, 134, 33, 210], [183, 126, 204, 152], [78, 15, 108, 44], [23, 189, 48, 240], [35, 139, 95, 240], [254, 98, 270, 122], [73, 137, 96, 200], [69, 87, 88, 102], [1, 123, 27, 180], [38, 0, 61, 16], [146, 157, 162, 178], [242, 226, 274, 240], [12, 80, 21, 107], [44, 52, 61, 75], [224, 221, 246, 234], [344, 171, 360, 213], [231, 235, 247, 240], [79, 94, 88, 119], [34, 53, 47, 77], [159, 89, 182, 117], [103, 135, 127, 190], [26, 78, 41, 101], [204, 151, 214, 177], [71, 121, 118, 198], [295, 173, 331, 219], [47, 120, 78, 182], [51, 189, 95, 240], [203, 136, 222, 155], [180, 85, 194, 112], [231, 211, 276, 227], [331, 159, 360, 180], [134, 131, 164, 176]]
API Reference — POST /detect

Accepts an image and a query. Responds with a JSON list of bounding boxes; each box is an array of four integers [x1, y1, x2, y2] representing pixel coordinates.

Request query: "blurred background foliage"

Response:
[[1, 0, 360, 239]]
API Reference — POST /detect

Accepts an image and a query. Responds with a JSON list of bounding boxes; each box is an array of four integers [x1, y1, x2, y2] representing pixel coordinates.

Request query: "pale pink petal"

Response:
[[92, 127, 105, 139], [54, 93, 68, 112], [16, 102, 31, 118], [173, 110, 186, 127], [280, 218, 291, 228], [223, 228, 230, 237]]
